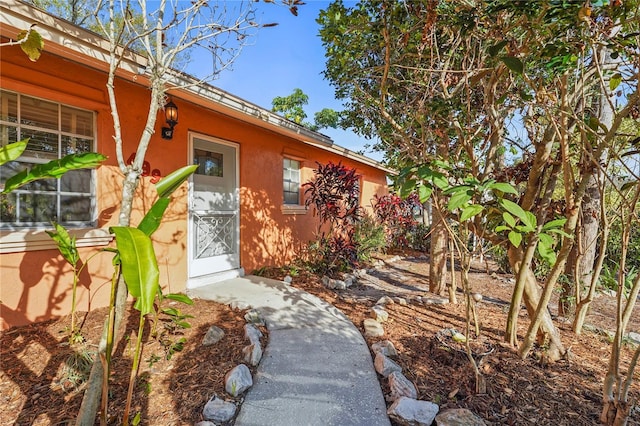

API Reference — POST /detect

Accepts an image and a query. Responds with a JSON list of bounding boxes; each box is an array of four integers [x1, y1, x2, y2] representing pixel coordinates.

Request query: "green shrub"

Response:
[[354, 214, 387, 262]]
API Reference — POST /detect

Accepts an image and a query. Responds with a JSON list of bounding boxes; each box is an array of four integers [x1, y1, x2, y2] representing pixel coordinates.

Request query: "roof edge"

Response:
[[1, 0, 394, 175]]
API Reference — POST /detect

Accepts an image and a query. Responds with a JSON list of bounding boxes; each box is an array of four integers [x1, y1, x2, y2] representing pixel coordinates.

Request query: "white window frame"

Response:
[[282, 157, 306, 215], [0, 89, 98, 229]]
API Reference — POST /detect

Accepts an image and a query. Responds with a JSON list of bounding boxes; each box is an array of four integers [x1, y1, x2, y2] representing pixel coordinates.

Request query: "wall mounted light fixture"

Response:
[[161, 99, 179, 140]]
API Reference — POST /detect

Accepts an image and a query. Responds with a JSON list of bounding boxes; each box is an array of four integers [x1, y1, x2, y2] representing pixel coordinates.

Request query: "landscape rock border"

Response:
[[201, 309, 267, 424]]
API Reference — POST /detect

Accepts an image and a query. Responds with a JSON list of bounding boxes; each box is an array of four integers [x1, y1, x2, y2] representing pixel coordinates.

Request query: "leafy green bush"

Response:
[[354, 214, 387, 262]]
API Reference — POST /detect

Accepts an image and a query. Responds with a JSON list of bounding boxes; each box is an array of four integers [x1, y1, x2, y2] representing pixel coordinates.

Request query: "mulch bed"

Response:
[[1, 254, 639, 425]]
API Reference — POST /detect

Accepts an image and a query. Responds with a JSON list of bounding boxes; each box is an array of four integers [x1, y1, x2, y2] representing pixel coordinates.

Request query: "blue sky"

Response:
[[199, 1, 382, 160]]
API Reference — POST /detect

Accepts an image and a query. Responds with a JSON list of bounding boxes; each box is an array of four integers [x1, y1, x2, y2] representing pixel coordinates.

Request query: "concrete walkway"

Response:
[[188, 275, 390, 426]]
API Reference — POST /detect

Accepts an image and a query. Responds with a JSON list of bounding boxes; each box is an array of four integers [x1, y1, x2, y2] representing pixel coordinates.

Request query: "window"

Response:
[[283, 158, 301, 205], [194, 149, 223, 177], [0, 90, 96, 228]]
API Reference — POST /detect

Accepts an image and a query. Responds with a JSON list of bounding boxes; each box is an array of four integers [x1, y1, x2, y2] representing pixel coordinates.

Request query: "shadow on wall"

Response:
[[3, 248, 111, 329], [98, 166, 189, 294], [240, 188, 302, 271]]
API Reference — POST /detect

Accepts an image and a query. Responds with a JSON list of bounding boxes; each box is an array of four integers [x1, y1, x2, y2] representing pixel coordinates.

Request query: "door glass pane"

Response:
[[194, 149, 223, 177]]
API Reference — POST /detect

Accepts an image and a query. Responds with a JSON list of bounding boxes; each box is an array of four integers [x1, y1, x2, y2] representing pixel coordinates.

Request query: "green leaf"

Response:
[[538, 232, 555, 247], [3, 152, 107, 193], [508, 231, 522, 248], [137, 197, 170, 236], [488, 40, 508, 57], [495, 225, 511, 232], [609, 73, 622, 91], [18, 27, 44, 62], [418, 185, 432, 203], [460, 204, 484, 221], [154, 165, 198, 198], [132, 412, 141, 426], [162, 307, 180, 317], [537, 238, 557, 265], [499, 199, 529, 224], [163, 293, 194, 305], [46, 222, 79, 266], [432, 174, 449, 190], [444, 184, 471, 195], [524, 211, 537, 230], [500, 56, 524, 75], [176, 321, 192, 329], [0, 140, 28, 166], [489, 182, 519, 195], [417, 164, 434, 179], [448, 190, 472, 211], [503, 212, 516, 228], [110, 227, 159, 315], [542, 218, 567, 231], [400, 179, 415, 198]]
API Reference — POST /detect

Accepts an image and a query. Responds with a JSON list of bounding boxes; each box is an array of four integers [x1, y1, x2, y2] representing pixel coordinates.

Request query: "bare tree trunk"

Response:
[[430, 200, 448, 295], [507, 248, 566, 361]]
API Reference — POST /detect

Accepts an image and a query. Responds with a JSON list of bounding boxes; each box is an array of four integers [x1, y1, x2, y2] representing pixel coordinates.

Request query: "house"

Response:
[[0, 1, 391, 330]]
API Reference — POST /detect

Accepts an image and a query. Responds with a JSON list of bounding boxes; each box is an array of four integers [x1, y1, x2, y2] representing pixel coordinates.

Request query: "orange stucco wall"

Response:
[[0, 43, 388, 330]]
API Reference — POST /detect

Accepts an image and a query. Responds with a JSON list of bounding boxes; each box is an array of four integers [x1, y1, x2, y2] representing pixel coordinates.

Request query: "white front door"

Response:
[[188, 134, 240, 279]]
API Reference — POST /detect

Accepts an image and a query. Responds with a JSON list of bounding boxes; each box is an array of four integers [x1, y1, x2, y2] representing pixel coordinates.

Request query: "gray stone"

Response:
[[371, 340, 398, 357], [388, 371, 418, 400], [388, 397, 439, 426], [371, 305, 389, 323], [354, 268, 368, 277], [244, 309, 265, 326], [230, 300, 250, 310], [627, 332, 640, 344], [334, 279, 347, 290], [225, 364, 253, 396], [202, 325, 225, 346], [283, 275, 293, 284], [244, 323, 263, 346], [393, 297, 408, 306], [194, 421, 216, 426], [243, 343, 263, 366], [202, 395, 237, 423], [321, 276, 347, 290], [435, 408, 486, 426], [364, 318, 385, 337], [344, 275, 355, 287], [374, 353, 402, 377], [376, 296, 395, 306], [423, 297, 448, 305]]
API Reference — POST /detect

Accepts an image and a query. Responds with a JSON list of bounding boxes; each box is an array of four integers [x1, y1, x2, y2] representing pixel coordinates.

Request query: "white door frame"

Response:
[[187, 132, 241, 287]]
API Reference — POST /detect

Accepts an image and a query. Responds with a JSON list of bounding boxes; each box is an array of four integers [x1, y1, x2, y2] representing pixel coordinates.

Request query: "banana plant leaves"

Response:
[[110, 227, 159, 316], [0, 140, 28, 166], [138, 165, 197, 236], [2, 152, 107, 194]]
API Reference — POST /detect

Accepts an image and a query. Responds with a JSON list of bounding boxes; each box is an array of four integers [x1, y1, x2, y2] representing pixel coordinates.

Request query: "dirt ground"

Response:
[[1, 253, 639, 425]]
